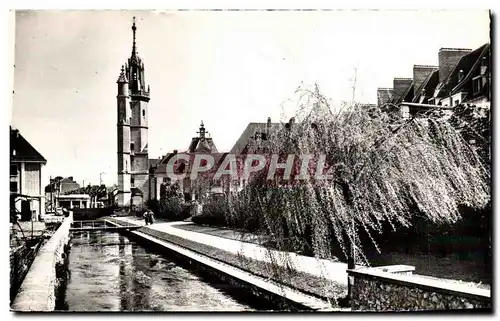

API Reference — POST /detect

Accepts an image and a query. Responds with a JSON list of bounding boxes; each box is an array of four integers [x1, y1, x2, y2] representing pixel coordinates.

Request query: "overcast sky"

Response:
[[10, 10, 490, 186]]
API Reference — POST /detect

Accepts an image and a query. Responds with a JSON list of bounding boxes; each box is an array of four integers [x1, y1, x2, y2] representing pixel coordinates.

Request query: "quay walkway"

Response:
[[109, 217, 350, 286]]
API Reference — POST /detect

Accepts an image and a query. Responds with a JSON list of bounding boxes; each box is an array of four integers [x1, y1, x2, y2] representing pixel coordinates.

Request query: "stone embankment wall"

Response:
[[10, 245, 38, 302], [11, 214, 73, 312], [347, 265, 491, 311]]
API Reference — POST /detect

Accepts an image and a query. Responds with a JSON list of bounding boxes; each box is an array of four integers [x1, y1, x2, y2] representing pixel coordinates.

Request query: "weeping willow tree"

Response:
[[220, 83, 490, 300]]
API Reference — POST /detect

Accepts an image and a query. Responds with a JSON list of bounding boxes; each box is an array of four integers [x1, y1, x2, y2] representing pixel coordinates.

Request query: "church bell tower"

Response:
[[116, 17, 151, 208]]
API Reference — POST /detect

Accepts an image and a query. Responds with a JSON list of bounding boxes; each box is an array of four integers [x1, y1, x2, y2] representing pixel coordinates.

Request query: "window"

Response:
[[10, 164, 18, 176], [10, 181, 17, 193], [130, 143, 135, 152], [473, 77, 482, 94], [131, 177, 135, 186], [142, 109, 145, 117]]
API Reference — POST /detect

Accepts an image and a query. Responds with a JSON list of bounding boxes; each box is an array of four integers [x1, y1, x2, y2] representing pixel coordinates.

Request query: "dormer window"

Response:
[[473, 76, 482, 94]]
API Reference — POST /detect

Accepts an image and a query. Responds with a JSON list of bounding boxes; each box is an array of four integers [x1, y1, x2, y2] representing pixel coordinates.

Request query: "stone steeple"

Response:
[[116, 17, 151, 208], [125, 16, 150, 101]]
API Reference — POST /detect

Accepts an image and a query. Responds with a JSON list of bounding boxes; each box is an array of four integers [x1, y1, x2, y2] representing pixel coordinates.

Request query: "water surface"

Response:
[[62, 231, 255, 311]]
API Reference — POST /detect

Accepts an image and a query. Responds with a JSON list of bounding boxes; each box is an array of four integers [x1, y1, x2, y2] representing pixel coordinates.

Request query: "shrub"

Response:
[[157, 197, 191, 221]]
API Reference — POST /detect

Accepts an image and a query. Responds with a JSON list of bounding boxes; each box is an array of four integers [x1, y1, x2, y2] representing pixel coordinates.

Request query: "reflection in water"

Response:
[[63, 231, 254, 311]]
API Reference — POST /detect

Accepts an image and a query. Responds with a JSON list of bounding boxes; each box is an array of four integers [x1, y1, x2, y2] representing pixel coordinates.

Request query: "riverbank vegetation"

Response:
[[193, 84, 491, 285]]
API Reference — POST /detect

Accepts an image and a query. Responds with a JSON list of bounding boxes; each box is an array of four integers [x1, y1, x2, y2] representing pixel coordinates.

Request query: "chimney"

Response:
[[393, 78, 413, 102], [438, 48, 471, 84], [377, 88, 393, 107], [173, 150, 178, 154], [266, 117, 271, 137], [413, 65, 438, 92]]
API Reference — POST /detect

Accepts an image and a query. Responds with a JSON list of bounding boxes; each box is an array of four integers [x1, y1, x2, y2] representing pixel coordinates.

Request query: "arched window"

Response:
[[142, 109, 145, 117]]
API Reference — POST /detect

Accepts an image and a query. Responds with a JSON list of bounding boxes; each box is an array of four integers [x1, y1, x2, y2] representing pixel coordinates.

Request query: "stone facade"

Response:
[[116, 17, 151, 207], [349, 268, 491, 311]]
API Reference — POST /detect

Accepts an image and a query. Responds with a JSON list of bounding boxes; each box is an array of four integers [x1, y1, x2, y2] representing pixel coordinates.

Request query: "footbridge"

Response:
[[69, 219, 141, 232]]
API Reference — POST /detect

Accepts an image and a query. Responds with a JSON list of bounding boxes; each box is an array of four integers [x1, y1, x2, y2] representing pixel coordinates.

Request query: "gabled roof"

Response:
[[188, 137, 218, 153], [451, 43, 490, 96], [433, 43, 490, 98], [400, 82, 415, 103], [230, 122, 282, 154], [10, 127, 47, 163], [154, 152, 231, 175], [412, 69, 439, 103]]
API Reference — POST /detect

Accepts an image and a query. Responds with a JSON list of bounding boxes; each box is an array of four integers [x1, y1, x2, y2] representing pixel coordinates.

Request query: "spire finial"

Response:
[[132, 16, 137, 57], [197, 121, 206, 138], [117, 64, 128, 83]]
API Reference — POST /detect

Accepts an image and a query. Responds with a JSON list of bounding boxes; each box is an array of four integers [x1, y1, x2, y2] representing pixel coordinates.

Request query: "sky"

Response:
[[10, 9, 490, 187]]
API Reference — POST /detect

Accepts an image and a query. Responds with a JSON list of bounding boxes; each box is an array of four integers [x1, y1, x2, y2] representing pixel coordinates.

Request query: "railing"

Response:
[[70, 219, 139, 231]]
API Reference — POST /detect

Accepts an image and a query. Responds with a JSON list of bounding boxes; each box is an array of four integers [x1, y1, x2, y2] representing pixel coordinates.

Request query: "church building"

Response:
[[116, 17, 153, 208]]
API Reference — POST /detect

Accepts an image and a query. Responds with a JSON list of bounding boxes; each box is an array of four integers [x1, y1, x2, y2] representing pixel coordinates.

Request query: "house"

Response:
[[151, 121, 223, 201], [55, 194, 91, 209], [429, 44, 491, 107], [44, 176, 81, 210], [10, 127, 47, 221], [377, 43, 491, 117]]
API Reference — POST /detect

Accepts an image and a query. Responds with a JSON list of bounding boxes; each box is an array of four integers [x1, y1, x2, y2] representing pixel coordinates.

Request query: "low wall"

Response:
[[347, 265, 491, 311], [10, 245, 38, 302], [11, 214, 73, 312]]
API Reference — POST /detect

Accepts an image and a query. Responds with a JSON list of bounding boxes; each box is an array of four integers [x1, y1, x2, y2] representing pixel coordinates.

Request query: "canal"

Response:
[[58, 230, 256, 311]]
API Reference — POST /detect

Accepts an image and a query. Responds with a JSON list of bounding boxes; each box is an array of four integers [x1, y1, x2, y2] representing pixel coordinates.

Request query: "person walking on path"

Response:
[[143, 210, 150, 225], [148, 209, 155, 225]]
